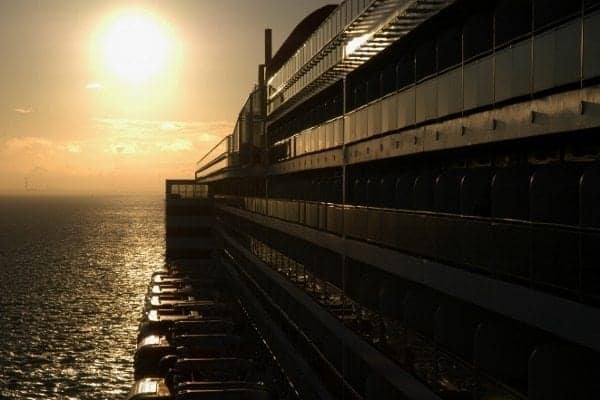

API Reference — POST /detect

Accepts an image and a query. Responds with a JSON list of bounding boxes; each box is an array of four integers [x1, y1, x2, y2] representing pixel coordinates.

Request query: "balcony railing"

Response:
[[268, 0, 453, 116], [270, 10, 600, 163], [195, 135, 230, 176], [218, 194, 600, 310], [165, 179, 209, 199]]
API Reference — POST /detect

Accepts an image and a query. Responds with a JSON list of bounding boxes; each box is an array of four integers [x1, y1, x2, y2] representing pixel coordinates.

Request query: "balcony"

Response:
[[267, 0, 453, 118], [195, 136, 231, 179]]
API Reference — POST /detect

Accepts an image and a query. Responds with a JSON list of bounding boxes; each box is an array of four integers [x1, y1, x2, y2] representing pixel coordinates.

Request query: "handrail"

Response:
[[196, 135, 230, 171], [218, 195, 600, 234], [268, 0, 453, 116], [268, 0, 377, 98]]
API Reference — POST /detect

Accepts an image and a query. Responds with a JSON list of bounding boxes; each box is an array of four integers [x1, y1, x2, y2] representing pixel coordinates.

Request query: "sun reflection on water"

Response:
[[0, 196, 164, 399]]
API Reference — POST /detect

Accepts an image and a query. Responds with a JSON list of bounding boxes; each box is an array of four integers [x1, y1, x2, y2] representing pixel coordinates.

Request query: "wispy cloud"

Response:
[[93, 118, 232, 137], [4, 137, 54, 151], [0, 118, 236, 194], [63, 143, 82, 153], [92, 117, 233, 154], [159, 138, 193, 152], [3, 137, 84, 157], [110, 143, 137, 154], [28, 165, 48, 175], [85, 83, 102, 90], [13, 108, 34, 115]]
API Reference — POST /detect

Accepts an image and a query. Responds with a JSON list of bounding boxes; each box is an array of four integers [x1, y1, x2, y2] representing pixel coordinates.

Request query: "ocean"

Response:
[[0, 195, 165, 399]]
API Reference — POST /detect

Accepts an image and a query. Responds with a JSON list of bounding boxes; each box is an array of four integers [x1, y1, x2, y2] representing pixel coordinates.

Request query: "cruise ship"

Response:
[[130, 0, 600, 399]]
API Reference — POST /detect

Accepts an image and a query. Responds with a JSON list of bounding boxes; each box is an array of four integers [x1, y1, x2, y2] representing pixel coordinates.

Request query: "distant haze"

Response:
[[0, 0, 336, 194]]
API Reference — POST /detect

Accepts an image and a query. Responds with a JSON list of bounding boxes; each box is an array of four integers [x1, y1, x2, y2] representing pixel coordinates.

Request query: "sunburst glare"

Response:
[[95, 10, 174, 84]]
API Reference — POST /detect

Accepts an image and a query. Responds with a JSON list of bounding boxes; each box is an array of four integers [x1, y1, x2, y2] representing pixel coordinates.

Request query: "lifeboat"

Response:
[[134, 333, 242, 378]]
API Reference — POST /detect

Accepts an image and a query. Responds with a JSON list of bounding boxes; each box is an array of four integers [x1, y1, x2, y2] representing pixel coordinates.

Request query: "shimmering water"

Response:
[[0, 196, 164, 399]]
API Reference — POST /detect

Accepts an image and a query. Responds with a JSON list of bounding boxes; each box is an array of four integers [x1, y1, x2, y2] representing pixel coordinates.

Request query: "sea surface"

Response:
[[0, 195, 165, 399]]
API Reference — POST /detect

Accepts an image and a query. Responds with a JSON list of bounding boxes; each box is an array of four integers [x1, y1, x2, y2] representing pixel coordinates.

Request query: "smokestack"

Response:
[[264, 29, 272, 67], [258, 64, 265, 87]]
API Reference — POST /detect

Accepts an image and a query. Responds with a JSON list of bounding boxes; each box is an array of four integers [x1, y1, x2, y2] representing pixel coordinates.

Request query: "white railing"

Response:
[[267, 0, 452, 116], [268, 0, 374, 100], [196, 135, 230, 173]]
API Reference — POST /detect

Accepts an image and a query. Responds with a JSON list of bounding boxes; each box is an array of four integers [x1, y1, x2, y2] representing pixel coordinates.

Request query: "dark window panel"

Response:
[[464, 11, 493, 59], [317, 104, 325, 123], [355, 82, 367, 108], [416, 39, 437, 80], [324, 99, 332, 120], [496, 0, 532, 46], [330, 97, 337, 119], [437, 26, 462, 71], [346, 86, 355, 111], [367, 73, 381, 102], [585, 0, 600, 10], [396, 54, 415, 89], [382, 63, 396, 95], [335, 94, 343, 115], [534, 0, 582, 29]]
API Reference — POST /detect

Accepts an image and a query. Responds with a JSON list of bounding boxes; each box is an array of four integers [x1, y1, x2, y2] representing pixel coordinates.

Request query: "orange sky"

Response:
[[0, 0, 335, 194]]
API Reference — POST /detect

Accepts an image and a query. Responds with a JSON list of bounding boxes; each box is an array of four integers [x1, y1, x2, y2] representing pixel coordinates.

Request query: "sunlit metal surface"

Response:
[[128, 378, 170, 398], [137, 335, 162, 347], [268, 0, 455, 117]]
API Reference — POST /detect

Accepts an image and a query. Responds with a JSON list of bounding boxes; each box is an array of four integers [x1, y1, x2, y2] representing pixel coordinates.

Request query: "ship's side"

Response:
[[194, 0, 600, 398]]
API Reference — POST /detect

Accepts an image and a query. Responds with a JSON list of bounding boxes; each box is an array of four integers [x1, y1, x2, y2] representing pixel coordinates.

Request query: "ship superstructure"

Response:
[[190, 0, 600, 398]]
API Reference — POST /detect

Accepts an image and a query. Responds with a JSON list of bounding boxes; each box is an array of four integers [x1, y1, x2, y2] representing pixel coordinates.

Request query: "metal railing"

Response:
[[165, 179, 209, 199], [268, 0, 453, 116], [195, 135, 230, 175], [268, 0, 373, 101], [270, 10, 600, 163]]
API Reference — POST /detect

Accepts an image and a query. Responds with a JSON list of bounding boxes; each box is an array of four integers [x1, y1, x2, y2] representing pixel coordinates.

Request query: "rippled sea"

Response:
[[0, 196, 165, 399]]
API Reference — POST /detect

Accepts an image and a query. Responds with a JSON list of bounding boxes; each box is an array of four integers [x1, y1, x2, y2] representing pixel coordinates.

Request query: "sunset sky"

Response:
[[0, 0, 335, 194]]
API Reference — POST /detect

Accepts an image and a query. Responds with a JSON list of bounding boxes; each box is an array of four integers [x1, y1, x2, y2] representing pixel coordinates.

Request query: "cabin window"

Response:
[[437, 26, 462, 71], [585, 0, 600, 10], [316, 103, 325, 124], [324, 99, 332, 121], [322, 101, 329, 122], [534, 0, 582, 29], [367, 73, 381, 102], [496, 0, 532, 46], [310, 107, 318, 127], [396, 53, 415, 89], [346, 87, 355, 111], [415, 39, 436, 80], [334, 94, 343, 115], [381, 64, 396, 95], [463, 11, 493, 60], [328, 96, 337, 119], [354, 81, 367, 108]]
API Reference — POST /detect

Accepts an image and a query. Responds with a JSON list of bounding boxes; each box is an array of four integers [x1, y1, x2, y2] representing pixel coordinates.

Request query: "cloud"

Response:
[[92, 117, 233, 154], [160, 121, 179, 131], [63, 143, 82, 153], [110, 143, 137, 154], [85, 83, 102, 90], [159, 138, 193, 152], [0, 118, 236, 194], [28, 165, 48, 175], [3, 137, 83, 157], [4, 137, 54, 151], [93, 118, 232, 138], [13, 108, 34, 114]]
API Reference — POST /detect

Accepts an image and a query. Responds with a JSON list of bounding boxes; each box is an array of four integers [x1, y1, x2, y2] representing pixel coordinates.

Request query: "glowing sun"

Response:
[[100, 11, 172, 84]]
